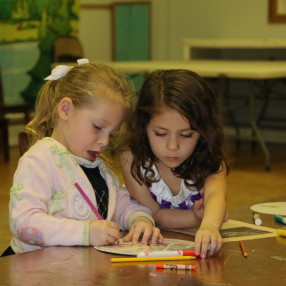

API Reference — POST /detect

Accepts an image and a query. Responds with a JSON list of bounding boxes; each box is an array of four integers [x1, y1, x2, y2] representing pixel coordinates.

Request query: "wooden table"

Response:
[[1, 206, 286, 286], [181, 38, 286, 60], [104, 59, 286, 79]]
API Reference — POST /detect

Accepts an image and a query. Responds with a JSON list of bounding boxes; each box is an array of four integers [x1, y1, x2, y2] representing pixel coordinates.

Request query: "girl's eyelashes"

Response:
[[92, 121, 119, 138], [154, 131, 194, 138], [155, 132, 166, 137], [93, 123, 119, 138], [93, 124, 102, 131], [180, 133, 193, 138]]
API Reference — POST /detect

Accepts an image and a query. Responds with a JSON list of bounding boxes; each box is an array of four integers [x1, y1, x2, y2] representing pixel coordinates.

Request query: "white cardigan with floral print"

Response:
[[9, 137, 154, 253]]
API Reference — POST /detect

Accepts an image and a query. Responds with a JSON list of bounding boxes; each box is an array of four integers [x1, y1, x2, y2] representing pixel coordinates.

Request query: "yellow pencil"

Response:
[[276, 229, 286, 237], [111, 256, 196, 263]]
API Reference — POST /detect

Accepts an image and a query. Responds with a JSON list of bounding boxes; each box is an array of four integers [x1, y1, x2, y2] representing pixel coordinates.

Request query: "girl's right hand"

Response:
[[89, 220, 120, 246], [194, 224, 222, 258]]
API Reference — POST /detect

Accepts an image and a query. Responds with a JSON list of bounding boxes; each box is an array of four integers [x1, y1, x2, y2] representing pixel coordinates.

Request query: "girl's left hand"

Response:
[[194, 224, 222, 259], [122, 217, 164, 244], [193, 198, 204, 220]]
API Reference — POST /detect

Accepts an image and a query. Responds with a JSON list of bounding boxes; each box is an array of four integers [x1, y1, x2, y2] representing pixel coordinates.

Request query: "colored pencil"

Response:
[[276, 228, 286, 237], [74, 182, 104, 220], [111, 256, 196, 263], [274, 215, 286, 225], [239, 240, 248, 258], [137, 250, 199, 258]]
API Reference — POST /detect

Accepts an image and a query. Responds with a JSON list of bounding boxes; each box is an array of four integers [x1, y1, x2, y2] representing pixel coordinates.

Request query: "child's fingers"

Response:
[[150, 227, 163, 244], [107, 220, 120, 230], [106, 233, 120, 245], [123, 227, 164, 245], [194, 232, 203, 257], [194, 230, 210, 258], [108, 228, 121, 241], [194, 198, 203, 209], [197, 233, 222, 258], [210, 237, 222, 255], [100, 221, 120, 244], [200, 237, 211, 258], [131, 226, 144, 244], [193, 199, 204, 219], [106, 221, 120, 238], [133, 224, 163, 244], [122, 229, 134, 242], [139, 229, 151, 244], [89, 220, 120, 245]]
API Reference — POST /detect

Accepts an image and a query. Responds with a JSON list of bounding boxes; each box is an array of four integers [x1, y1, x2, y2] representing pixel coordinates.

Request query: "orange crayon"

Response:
[[156, 264, 197, 270]]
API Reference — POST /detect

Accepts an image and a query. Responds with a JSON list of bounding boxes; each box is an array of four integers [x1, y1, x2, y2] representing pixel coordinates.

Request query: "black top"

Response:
[[80, 166, 109, 219]]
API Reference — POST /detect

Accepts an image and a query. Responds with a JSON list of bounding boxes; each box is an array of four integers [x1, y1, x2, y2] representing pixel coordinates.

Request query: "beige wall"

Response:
[[80, 0, 286, 61], [11, 0, 286, 146], [79, 7, 111, 61]]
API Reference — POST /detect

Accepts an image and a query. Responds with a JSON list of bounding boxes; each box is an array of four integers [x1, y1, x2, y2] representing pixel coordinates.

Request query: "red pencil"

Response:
[[239, 240, 248, 258]]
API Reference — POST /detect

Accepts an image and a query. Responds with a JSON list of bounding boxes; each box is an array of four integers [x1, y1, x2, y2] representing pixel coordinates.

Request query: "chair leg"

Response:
[[0, 118, 9, 162]]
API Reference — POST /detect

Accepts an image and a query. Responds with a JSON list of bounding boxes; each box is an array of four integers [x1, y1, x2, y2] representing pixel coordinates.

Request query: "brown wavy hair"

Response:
[[128, 69, 230, 188]]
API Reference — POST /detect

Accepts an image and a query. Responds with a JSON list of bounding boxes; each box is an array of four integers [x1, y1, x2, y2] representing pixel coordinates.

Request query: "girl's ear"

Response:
[[58, 97, 74, 120]]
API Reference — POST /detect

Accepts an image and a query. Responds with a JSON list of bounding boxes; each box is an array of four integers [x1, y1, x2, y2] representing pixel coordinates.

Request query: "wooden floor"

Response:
[[0, 141, 286, 254]]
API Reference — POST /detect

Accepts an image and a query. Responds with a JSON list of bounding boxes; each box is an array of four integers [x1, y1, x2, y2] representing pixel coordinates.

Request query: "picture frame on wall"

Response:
[[269, 0, 286, 22]]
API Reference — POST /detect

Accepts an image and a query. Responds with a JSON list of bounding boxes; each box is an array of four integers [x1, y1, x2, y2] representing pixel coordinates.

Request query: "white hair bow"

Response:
[[45, 58, 89, 80]]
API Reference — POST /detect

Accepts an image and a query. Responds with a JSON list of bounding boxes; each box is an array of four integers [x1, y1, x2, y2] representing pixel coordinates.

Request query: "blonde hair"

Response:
[[25, 62, 135, 148]]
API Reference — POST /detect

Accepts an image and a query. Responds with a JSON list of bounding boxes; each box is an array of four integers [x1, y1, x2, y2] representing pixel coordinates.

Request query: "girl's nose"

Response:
[[167, 137, 179, 150], [98, 134, 109, 148]]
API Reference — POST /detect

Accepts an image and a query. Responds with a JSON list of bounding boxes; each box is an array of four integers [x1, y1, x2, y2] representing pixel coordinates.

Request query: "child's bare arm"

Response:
[[194, 165, 227, 258]]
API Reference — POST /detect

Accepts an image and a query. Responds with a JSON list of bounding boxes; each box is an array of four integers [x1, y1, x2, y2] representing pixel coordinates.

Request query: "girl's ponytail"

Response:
[[25, 81, 58, 148]]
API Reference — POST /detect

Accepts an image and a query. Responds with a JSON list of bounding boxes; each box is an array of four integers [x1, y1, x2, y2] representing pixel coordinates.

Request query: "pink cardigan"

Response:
[[9, 138, 154, 253]]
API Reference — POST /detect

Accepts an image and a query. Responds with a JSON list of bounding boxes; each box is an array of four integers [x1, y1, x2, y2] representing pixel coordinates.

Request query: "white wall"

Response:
[[80, 0, 286, 61], [165, 0, 286, 59], [79, 8, 111, 61], [9, 0, 286, 147]]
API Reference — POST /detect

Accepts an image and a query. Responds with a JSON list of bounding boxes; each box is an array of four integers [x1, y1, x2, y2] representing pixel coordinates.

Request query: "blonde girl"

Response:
[[3, 60, 162, 256]]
